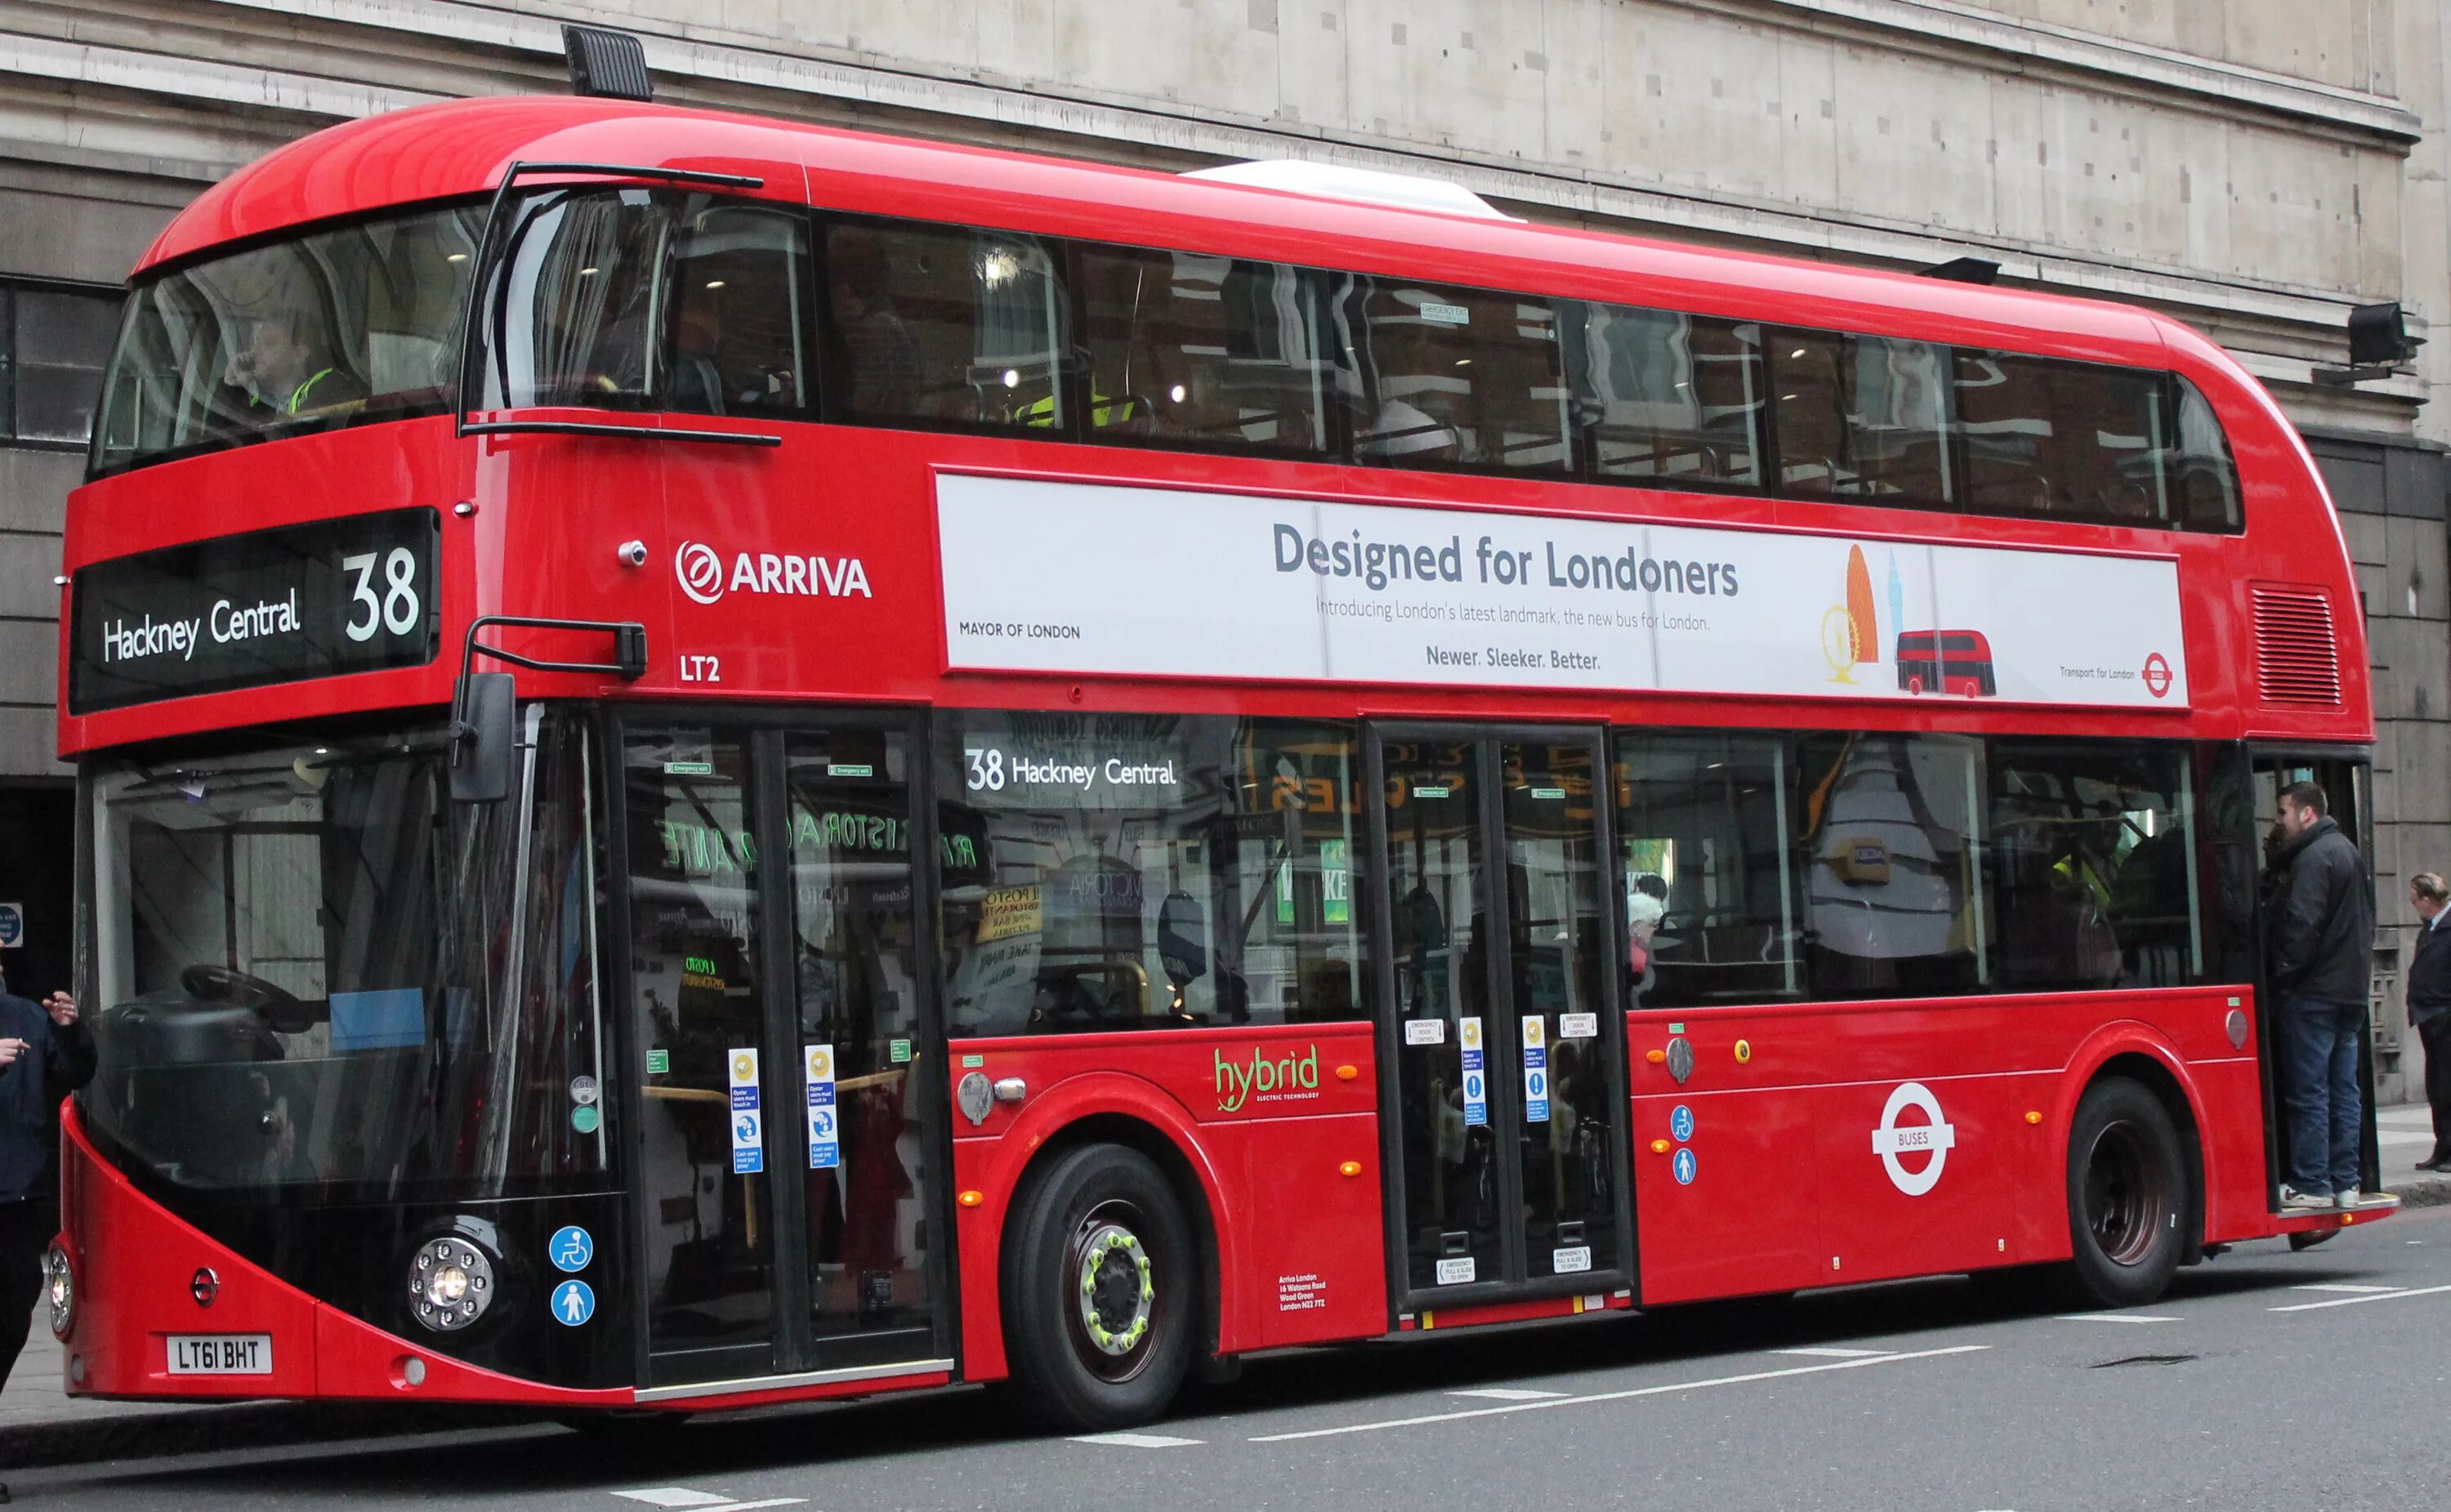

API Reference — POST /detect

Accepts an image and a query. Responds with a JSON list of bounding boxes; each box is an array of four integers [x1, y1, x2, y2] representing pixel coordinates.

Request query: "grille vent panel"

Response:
[[2251, 584, 2342, 706]]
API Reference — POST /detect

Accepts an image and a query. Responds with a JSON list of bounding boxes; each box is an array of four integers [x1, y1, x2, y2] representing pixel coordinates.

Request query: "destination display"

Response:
[[69, 508, 440, 713], [936, 475, 2190, 710]]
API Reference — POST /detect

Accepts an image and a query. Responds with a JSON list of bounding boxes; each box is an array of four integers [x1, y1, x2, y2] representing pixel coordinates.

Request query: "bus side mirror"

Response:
[[451, 671, 517, 804]]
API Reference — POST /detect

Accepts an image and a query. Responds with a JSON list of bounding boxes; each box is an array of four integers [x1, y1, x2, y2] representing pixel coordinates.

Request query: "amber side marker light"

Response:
[[1339, 1161, 1363, 1177], [958, 1190, 984, 1208]]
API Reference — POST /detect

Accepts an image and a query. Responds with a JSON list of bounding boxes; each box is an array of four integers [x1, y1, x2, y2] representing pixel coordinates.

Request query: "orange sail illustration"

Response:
[[1845, 545, 1877, 663]]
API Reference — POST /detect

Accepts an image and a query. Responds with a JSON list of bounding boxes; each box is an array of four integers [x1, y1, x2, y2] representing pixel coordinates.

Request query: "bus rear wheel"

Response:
[[1002, 1142, 1195, 1431], [2056, 1077, 2188, 1309]]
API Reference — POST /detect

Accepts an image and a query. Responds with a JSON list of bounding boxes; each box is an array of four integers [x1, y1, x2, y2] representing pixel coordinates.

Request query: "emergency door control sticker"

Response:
[[1872, 1081, 1957, 1197], [1435, 1256, 1476, 1286]]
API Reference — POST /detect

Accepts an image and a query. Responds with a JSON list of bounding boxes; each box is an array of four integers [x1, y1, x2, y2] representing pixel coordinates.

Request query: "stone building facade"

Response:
[[1, 0, 2444, 1095]]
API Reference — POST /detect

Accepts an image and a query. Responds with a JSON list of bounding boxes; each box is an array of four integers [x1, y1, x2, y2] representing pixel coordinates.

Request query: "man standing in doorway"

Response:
[[2267, 782, 2376, 1211]]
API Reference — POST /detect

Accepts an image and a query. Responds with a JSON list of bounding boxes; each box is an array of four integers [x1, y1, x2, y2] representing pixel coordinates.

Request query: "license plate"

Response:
[[167, 1334, 272, 1375]]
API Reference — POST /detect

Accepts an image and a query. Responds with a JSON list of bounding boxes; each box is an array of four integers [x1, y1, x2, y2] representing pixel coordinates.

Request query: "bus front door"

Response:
[[1368, 725, 1636, 1318], [619, 717, 952, 1394]]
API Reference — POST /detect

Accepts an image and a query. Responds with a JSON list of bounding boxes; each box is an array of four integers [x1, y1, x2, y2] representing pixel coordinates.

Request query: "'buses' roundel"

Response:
[[1871, 1082, 1957, 1197]]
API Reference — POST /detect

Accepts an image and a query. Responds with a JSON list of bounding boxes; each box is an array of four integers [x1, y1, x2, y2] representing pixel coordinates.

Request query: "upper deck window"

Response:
[[1334, 275, 1573, 475], [92, 204, 483, 475], [1571, 306, 1762, 488], [478, 188, 810, 418], [1073, 243, 1331, 456], [820, 216, 1064, 431]]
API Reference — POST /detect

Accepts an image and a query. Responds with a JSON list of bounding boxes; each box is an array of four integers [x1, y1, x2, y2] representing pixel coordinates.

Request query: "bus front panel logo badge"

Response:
[[1872, 1082, 1957, 1197]]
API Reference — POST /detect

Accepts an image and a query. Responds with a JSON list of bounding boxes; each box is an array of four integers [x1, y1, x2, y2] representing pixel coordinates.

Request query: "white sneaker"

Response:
[[2336, 1190, 2363, 1210], [2280, 1186, 2333, 1211]]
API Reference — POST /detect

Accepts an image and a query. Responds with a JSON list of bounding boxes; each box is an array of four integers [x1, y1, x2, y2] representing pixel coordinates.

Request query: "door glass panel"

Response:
[[1500, 741, 1620, 1279], [783, 732, 932, 1340], [625, 729, 775, 1369], [1382, 738, 1502, 1291]]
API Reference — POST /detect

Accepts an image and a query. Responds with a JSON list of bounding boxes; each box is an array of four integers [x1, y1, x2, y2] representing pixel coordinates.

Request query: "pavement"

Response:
[[6, 1099, 2444, 1479]]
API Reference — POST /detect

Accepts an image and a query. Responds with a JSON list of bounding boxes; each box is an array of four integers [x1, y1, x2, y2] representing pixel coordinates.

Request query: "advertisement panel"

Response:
[[936, 475, 2189, 709]]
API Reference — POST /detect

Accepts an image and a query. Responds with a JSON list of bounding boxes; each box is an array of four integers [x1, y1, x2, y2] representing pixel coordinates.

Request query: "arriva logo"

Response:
[[675, 541, 873, 606], [1215, 1045, 1319, 1113]]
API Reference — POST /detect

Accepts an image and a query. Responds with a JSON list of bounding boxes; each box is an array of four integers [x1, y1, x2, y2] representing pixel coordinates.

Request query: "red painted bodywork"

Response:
[[57, 97, 2378, 1412]]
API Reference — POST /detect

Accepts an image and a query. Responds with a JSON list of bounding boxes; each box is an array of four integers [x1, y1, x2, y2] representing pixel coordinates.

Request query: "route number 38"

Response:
[[341, 548, 422, 642], [964, 748, 1006, 792]]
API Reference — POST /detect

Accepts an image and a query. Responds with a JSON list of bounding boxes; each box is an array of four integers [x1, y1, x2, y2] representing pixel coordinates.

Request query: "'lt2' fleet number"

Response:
[[680, 654, 722, 684]]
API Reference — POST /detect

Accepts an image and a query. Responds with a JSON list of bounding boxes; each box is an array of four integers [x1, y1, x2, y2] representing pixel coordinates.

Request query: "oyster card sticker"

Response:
[[805, 1044, 840, 1170], [935, 474, 2189, 709], [728, 1049, 763, 1175]]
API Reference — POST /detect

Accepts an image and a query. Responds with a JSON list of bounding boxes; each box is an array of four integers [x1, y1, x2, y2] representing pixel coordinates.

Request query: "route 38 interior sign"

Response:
[[68, 508, 440, 713]]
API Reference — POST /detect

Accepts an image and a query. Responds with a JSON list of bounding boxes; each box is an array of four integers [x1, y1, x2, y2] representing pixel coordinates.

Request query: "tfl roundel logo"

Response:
[[2143, 652, 2173, 699], [676, 542, 725, 605]]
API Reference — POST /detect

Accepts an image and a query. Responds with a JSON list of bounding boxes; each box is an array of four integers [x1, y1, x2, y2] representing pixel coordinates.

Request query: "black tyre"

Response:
[[2056, 1077, 2189, 1309], [1002, 1143, 1197, 1431]]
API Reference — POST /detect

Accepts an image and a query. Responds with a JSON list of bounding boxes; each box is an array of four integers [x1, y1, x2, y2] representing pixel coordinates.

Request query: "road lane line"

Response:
[[1071, 1431, 1204, 1447], [2290, 1283, 2401, 1294], [1447, 1388, 1569, 1400], [1248, 1345, 1989, 1443], [2269, 1282, 2451, 1313], [614, 1494, 734, 1509], [2054, 1313, 2181, 1324], [1770, 1346, 1890, 1358]]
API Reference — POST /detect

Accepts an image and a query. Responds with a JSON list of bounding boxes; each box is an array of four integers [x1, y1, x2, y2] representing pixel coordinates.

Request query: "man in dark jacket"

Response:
[[2404, 872, 2451, 1170], [2267, 782, 2376, 1210], [0, 970, 91, 1502]]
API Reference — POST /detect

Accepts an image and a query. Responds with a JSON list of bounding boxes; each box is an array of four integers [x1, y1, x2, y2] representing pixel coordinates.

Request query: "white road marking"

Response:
[[1248, 1345, 1989, 1443], [1770, 1346, 1889, 1358], [1071, 1431, 1204, 1447], [1446, 1387, 1569, 1400], [2054, 1313, 2180, 1324], [2270, 1282, 2451, 1314], [609, 1495, 803, 1512], [2290, 1283, 2401, 1294]]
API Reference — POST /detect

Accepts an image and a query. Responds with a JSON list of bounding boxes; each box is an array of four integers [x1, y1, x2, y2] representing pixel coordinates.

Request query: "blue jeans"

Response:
[[2279, 994, 2365, 1197]]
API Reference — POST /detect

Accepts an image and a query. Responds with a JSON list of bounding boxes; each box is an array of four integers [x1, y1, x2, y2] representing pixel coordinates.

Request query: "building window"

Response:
[[2, 279, 122, 448]]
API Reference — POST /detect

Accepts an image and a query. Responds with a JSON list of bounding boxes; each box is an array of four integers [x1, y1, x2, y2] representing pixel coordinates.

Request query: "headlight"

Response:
[[406, 1235, 495, 1333], [43, 1245, 72, 1340]]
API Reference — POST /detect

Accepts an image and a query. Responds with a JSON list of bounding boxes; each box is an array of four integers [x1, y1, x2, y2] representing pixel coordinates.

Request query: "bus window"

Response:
[[1987, 740, 2203, 992], [1074, 244, 1330, 455], [660, 203, 810, 417], [92, 203, 482, 473], [1333, 275, 1572, 475], [1770, 330, 1954, 503], [2167, 376, 2243, 532], [935, 716, 1370, 1036], [1611, 732, 1800, 1010], [83, 714, 606, 1198], [1574, 306, 1762, 487], [1954, 351, 2165, 524], [1796, 732, 1987, 999], [821, 217, 1065, 430]]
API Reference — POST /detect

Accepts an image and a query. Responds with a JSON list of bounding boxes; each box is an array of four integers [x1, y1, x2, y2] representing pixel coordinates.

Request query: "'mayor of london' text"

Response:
[[101, 589, 303, 664], [1273, 523, 1738, 597]]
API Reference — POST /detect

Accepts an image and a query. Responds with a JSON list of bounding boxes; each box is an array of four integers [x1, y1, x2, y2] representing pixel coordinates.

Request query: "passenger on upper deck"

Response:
[[220, 311, 368, 420]]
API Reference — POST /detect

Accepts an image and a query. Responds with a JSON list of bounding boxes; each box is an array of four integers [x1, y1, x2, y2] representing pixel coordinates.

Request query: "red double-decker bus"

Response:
[[49, 92, 2386, 1432]]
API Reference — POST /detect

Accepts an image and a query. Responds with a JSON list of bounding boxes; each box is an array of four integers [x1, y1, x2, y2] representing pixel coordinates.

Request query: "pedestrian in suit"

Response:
[[2404, 872, 2451, 1171], [0, 970, 91, 1505]]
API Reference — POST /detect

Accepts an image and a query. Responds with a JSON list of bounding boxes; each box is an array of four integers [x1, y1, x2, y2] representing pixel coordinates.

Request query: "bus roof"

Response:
[[141, 96, 2181, 368]]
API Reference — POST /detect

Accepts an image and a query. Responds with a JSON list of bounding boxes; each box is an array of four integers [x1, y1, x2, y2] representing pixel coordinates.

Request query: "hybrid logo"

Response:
[[675, 541, 873, 606]]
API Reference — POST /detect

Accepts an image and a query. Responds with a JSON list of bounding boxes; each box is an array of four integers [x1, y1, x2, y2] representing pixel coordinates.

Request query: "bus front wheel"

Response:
[[1002, 1142, 1195, 1431], [2057, 1077, 2188, 1309]]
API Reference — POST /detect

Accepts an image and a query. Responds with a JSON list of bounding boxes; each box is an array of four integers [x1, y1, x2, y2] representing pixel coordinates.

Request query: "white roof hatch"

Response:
[[1181, 159, 1518, 221]]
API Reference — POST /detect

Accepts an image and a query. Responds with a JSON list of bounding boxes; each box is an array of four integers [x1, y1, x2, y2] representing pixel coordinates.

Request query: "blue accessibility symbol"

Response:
[[551, 1278, 596, 1327], [1670, 1104, 1695, 1142], [734, 1113, 758, 1144], [810, 1107, 837, 1141], [1672, 1147, 1698, 1185], [548, 1225, 593, 1273]]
